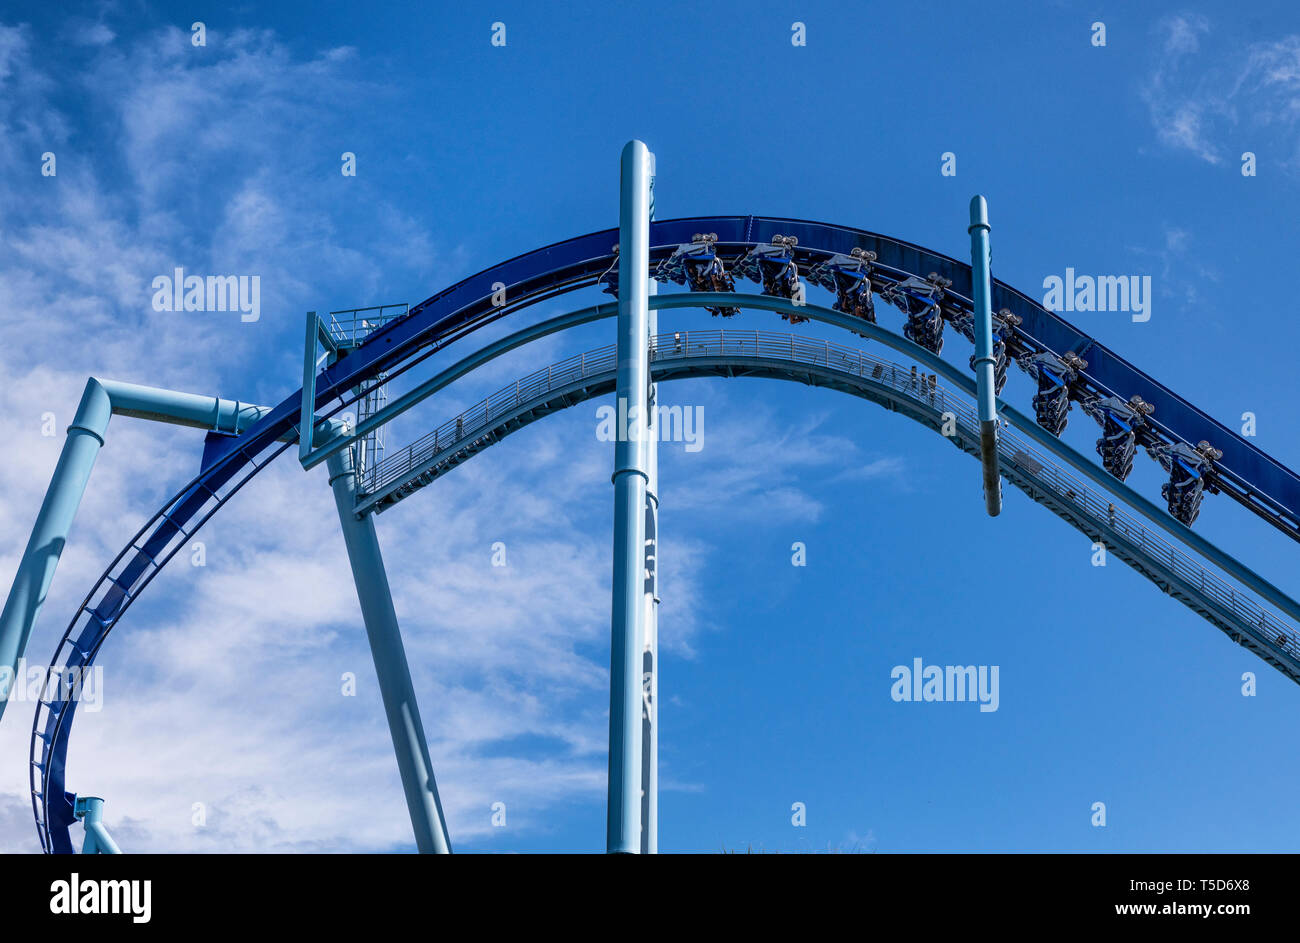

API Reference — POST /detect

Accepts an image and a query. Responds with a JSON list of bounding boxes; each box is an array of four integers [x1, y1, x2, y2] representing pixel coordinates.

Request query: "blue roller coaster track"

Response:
[[8, 143, 1300, 853]]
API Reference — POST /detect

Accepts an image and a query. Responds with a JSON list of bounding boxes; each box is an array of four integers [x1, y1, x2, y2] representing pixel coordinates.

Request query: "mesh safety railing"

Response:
[[327, 303, 409, 348], [358, 327, 1300, 662]]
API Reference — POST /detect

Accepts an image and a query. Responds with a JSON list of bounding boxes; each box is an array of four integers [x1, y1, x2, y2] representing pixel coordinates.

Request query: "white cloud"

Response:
[[1142, 15, 1300, 169], [0, 17, 901, 854]]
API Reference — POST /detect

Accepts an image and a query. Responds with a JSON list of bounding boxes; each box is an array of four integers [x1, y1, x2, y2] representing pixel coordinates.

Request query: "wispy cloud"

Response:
[[0, 17, 899, 852], [0, 19, 611, 852], [1142, 14, 1300, 169], [1124, 223, 1220, 310]]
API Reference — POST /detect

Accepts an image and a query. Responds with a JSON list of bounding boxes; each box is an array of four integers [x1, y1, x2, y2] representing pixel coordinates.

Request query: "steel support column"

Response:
[[968, 195, 1002, 516], [0, 381, 109, 724], [640, 158, 660, 852], [608, 140, 651, 853], [75, 796, 121, 854], [0, 378, 272, 726], [327, 447, 451, 854]]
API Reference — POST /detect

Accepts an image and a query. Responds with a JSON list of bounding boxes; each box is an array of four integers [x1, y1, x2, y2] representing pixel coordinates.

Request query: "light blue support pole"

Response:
[[75, 796, 121, 854], [608, 140, 651, 854], [968, 195, 1002, 517], [640, 157, 659, 855], [301, 311, 320, 464], [101, 380, 270, 432], [327, 446, 451, 854], [0, 379, 276, 726], [300, 311, 339, 464], [0, 381, 110, 724]]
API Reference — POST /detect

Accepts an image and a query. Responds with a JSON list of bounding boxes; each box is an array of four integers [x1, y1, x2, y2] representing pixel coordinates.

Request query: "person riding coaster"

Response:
[[880, 272, 950, 355], [808, 247, 877, 336], [731, 235, 806, 323], [654, 233, 740, 318]]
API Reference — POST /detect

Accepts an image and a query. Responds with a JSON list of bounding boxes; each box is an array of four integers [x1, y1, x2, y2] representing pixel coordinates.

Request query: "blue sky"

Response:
[[1, 0, 1300, 852]]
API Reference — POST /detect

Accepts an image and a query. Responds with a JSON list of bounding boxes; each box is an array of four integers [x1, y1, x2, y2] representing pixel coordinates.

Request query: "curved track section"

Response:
[[389, 217, 1300, 538], [356, 329, 1300, 687], [30, 435, 297, 852], [30, 217, 1300, 852], [215, 216, 1300, 541]]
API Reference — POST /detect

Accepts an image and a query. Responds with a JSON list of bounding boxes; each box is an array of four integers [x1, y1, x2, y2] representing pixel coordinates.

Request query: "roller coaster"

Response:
[[3, 141, 1299, 854]]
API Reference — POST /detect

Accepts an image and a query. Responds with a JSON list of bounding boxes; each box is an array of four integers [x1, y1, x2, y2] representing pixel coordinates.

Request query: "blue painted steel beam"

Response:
[[326, 446, 452, 854], [608, 141, 651, 854], [0, 381, 108, 725], [639, 150, 660, 848], [299, 311, 346, 465], [106, 381, 272, 432], [301, 312, 323, 464], [75, 796, 120, 854], [0, 379, 272, 727], [641, 156, 659, 854], [968, 195, 1002, 516], [641, 278, 660, 855]]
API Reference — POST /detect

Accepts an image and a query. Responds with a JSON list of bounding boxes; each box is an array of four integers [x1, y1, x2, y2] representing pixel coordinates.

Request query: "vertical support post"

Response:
[[968, 195, 1002, 517], [0, 379, 111, 725], [608, 139, 651, 854], [0, 378, 284, 727], [75, 796, 121, 854], [301, 312, 321, 464], [300, 312, 342, 467], [327, 446, 451, 854], [640, 154, 659, 855]]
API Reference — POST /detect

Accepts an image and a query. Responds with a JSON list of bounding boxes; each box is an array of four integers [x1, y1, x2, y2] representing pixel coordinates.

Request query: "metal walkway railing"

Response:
[[360, 328, 1300, 671], [362, 329, 904, 495], [327, 303, 409, 348]]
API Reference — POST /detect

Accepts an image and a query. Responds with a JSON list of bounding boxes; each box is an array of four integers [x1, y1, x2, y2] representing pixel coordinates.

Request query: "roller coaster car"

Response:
[[1150, 440, 1222, 526], [732, 236, 807, 323], [808, 247, 877, 335], [990, 309, 1022, 394], [880, 273, 949, 355], [654, 234, 739, 317], [1081, 394, 1153, 482], [953, 307, 1021, 395], [1018, 349, 1087, 437]]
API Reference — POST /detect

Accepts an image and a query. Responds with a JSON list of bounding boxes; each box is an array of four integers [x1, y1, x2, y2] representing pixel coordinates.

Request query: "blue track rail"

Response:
[[226, 216, 1300, 539], [30, 216, 1300, 852]]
